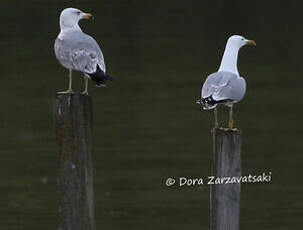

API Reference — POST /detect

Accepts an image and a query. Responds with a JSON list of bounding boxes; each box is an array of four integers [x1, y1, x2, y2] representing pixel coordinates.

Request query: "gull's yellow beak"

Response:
[[82, 13, 93, 20], [246, 39, 256, 46]]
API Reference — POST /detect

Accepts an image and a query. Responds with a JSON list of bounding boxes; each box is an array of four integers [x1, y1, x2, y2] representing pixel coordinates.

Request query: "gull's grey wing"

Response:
[[201, 71, 246, 102], [54, 30, 105, 73]]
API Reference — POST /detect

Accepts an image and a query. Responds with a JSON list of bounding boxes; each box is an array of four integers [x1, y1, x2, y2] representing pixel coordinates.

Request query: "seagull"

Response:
[[197, 35, 256, 129], [54, 8, 113, 95]]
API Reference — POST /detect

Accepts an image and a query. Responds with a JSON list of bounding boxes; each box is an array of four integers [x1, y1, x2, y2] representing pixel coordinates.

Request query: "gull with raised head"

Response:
[[197, 35, 256, 128], [54, 8, 113, 94]]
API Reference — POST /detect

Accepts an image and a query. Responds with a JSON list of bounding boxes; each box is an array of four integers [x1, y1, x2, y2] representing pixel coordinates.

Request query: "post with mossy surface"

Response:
[[53, 93, 95, 230], [210, 127, 242, 230]]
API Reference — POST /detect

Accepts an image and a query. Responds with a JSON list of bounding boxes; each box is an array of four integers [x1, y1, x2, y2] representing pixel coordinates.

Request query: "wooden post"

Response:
[[210, 128, 242, 230], [53, 93, 95, 230]]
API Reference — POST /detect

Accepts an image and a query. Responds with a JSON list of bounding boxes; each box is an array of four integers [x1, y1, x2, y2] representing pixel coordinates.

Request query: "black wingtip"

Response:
[[87, 66, 114, 88], [94, 74, 113, 87], [198, 96, 230, 110]]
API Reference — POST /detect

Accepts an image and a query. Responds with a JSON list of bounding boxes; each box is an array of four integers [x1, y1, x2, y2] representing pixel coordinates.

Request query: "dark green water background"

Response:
[[0, 0, 302, 229]]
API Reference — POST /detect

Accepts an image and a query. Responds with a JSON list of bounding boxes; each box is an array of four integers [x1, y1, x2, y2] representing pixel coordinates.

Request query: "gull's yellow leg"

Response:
[[58, 69, 74, 94], [214, 107, 219, 127], [228, 105, 234, 129], [67, 69, 73, 92], [81, 76, 89, 95]]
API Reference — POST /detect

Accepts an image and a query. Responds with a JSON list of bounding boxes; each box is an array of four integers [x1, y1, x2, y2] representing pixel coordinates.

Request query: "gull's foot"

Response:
[[81, 90, 89, 95], [57, 89, 74, 94], [228, 119, 234, 129]]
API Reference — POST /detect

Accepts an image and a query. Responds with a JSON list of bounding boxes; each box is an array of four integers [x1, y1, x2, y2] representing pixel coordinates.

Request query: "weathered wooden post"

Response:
[[210, 128, 242, 230], [53, 93, 95, 230]]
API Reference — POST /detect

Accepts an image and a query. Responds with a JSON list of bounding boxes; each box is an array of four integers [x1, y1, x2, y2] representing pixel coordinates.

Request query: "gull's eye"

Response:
[[75, 11, 81, 15]]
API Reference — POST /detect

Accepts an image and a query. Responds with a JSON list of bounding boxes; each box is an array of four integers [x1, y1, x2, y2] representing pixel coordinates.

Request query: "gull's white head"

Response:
[[218, 35, 256, 75], [59, 8, 93, 30], [226, 35, 256, 49]]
